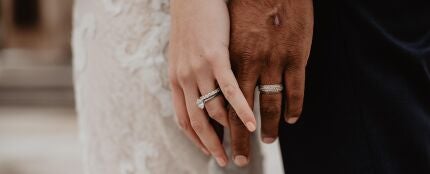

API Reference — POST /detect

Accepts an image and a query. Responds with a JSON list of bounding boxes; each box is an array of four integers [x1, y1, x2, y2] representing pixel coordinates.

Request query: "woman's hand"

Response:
[[227, 0, 314, 166], [168, 0, 257, 167]]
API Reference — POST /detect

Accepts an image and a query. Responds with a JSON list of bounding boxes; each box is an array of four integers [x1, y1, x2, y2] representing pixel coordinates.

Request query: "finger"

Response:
[[228, 106, 251, 167], [196, 74, 229, 127], [259, 67, 283, 144], [171, 83, 209, 155], [228, 83, 257, 166], [228, 63, 259, 167], [183, 84, 228, 167], [283, 66, 306, 124], [209, 50, 257, 132], [214, 68, 257, 132]]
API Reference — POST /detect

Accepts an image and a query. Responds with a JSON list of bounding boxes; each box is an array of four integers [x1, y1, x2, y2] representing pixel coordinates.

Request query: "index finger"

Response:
[[214, 68, 256, 132]]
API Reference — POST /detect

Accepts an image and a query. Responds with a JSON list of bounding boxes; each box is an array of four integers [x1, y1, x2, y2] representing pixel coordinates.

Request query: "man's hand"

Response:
[[227, 0, 314, 166]]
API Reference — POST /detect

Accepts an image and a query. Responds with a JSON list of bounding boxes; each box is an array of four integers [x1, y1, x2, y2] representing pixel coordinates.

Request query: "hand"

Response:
[[168, 0, 257, 167], [227, 0, 314, 166]]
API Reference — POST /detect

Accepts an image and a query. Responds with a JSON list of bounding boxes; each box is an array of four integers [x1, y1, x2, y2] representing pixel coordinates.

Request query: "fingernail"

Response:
[[262, 137, 276, 144], [234, 155, 248, 167], [216, 157, 227, 167], [201, 148, 210, 156], [286, 117, 299, 124], [246, 122, 256, 132]]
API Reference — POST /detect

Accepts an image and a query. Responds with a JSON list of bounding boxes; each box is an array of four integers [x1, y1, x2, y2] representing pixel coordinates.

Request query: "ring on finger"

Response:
[[196, 88, 222, 109], [258, 84, 284, 94]]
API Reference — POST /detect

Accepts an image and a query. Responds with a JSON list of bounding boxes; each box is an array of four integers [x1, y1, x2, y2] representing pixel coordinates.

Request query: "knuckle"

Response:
[[201, 48, 227, 64], [208, 108, 225, 121], [190, 121, 205, 133], [288, 90, 304, 103], [177, 68, 192, 83], [285, 57, 307, 71], [236, 66, 259, 82], [221, 84, 237, 99], [168, 70, 179, 86], [261, 105, 281, 119], [177, 119, 191, 131], [235, 52, 264, 69], [242, 52, 263, 62], [266, 54, 285, 69], [190, 60, 206, 73]]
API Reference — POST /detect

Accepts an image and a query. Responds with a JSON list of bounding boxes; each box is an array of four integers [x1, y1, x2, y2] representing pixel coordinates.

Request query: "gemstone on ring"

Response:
[[196, 98, 205, 109], [196, 88, 221, 109]]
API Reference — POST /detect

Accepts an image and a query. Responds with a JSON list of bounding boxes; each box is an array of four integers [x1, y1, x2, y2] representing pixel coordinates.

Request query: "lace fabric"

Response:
[[72, 0, 262, 173]]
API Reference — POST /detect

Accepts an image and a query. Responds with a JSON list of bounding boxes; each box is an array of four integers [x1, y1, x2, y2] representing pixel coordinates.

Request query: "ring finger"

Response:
[[183, 83, 228, 167], [258, 67, 283, 144], [196, 74, 229, 127]]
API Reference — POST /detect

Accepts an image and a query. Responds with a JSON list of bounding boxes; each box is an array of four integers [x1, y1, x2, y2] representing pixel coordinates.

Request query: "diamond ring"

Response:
[[196, 88, 222, 109], [258, 84, 284, 94]]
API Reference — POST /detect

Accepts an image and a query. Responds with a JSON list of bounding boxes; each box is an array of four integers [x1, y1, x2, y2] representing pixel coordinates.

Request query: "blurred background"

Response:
[[0, 0, 81, 174]]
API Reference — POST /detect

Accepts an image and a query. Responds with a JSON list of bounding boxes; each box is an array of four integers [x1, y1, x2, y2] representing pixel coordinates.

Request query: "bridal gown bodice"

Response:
[[72, 0, 262, 174]]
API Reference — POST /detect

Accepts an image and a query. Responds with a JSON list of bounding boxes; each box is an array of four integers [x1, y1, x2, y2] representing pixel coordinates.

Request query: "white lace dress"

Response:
[[72, 0, 263, 174]]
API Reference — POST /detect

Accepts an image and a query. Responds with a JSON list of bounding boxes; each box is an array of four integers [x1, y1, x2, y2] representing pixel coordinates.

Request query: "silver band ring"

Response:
[[196, 88, 222, 109], [258, 84, 284, 94]]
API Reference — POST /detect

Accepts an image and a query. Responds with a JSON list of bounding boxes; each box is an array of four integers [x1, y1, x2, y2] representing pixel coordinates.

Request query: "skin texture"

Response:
[[168, 0, 258, 167], [228, 0, 314, 166]]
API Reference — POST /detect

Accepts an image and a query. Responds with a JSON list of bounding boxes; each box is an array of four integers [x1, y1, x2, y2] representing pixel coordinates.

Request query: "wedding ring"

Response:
[[258, 84, 284, 94], [196, 88, 222, 109]]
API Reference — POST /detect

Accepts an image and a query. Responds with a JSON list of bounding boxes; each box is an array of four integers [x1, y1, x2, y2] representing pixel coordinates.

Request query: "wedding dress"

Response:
[[72, 0, 263, 173]]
